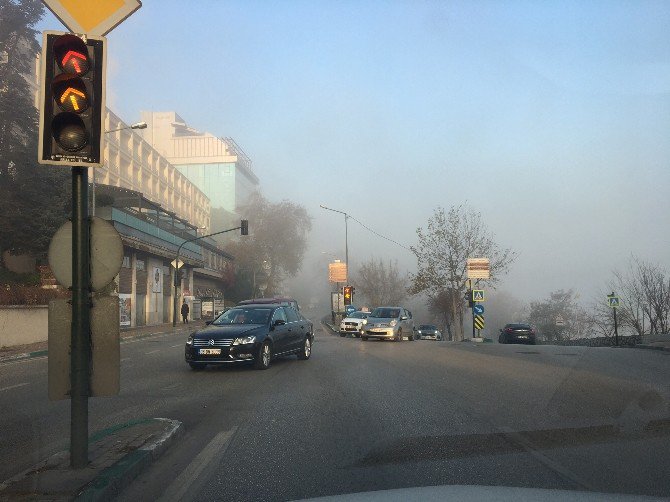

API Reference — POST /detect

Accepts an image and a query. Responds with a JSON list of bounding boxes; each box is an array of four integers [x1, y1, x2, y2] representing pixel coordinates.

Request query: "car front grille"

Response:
[[193, 339, 234, 347]]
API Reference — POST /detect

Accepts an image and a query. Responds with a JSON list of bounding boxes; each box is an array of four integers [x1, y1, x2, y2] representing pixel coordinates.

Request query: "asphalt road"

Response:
[[1, 313, 669, 500]]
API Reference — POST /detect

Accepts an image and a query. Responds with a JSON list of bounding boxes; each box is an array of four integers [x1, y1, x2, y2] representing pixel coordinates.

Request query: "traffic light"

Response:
[[38, 31, 106, 167], [240, 219, 249, 235], [464, 289, 473, 309], [343, 286, 352, 305]]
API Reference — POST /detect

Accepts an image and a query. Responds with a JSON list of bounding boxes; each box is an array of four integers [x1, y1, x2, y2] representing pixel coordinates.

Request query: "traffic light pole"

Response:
[[172, 224, 244, 327], [71, 167, 91, 468]]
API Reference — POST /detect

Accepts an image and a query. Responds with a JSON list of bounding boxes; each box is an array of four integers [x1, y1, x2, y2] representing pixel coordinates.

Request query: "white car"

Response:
[[339, 311, 370, 337], [417, 324, 442, 340]]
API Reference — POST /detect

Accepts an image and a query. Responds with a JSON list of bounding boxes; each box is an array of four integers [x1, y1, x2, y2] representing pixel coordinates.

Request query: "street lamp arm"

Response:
[[319, 204, 348, 217]]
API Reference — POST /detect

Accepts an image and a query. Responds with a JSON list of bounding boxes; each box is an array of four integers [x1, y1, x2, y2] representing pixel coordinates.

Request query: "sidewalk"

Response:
[[0, 319, 202, 363], [0, 417, 183, 501], [635, 333, 670, 353]]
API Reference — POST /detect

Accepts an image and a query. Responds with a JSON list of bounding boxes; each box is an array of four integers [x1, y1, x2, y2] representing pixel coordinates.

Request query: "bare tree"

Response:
[[608, 256, 670, 336], [528, 290, 592, 342], [427, 289, 459, 340], [226, 191, 312, 298], [409, 205, 517, 340], [353, 258, 409, 307]]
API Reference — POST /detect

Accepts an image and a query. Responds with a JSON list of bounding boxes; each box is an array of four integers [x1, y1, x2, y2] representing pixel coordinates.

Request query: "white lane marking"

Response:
[[145, 349, 160, 355], [170, 344, 182, 348], [159, 427, 237, 502], [0, 382, 29, 392]]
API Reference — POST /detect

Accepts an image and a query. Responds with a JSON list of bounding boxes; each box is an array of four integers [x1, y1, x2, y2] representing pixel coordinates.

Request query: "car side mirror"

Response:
[[400, 316, 408, 321], [499, 329, 503, 332]]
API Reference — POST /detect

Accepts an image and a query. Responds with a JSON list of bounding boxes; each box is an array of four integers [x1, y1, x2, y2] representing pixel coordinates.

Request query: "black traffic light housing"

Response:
[[464, 289, 473, 309], [38, 31, 106, 167], [240, 219, 249, 235], [343, 286, 353, 305]]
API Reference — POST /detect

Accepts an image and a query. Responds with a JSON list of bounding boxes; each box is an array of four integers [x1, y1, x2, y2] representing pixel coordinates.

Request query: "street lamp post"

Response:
[[93, 121, 147, 215], [319, 205, 349, 281], [172, 223, 247, 326]]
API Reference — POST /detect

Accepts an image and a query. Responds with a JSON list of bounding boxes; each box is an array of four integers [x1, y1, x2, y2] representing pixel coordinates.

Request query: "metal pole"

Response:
[[71, 167, 91, 468], [344, 214, 349, 281], [172, 225, 242, 327], [613, 305, 619, 347]]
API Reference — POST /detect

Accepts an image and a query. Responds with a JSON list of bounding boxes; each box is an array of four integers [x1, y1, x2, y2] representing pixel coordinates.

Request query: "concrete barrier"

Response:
[[0, 305, 48, 347]]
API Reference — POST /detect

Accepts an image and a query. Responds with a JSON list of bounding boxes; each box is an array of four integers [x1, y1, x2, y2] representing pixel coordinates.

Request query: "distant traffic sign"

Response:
[[472, 290, 485, 302], [43, 0, 142, 37], [467, 258, 490, 279], [473, 304, 484, 315], [608, 296, 620, 308], [474, 315, 485, 330]]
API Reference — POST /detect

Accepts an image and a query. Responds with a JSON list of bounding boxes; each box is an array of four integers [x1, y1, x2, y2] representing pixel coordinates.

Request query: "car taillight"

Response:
[[505, 328, 513, 333], [530, 328, 535, 335]]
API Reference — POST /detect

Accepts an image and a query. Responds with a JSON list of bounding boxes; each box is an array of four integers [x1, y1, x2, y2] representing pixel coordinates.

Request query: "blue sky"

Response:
[[38, 0, 670, 303]]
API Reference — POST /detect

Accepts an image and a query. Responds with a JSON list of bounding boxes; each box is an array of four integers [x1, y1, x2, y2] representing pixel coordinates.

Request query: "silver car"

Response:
[[361, 307, 415, 342]]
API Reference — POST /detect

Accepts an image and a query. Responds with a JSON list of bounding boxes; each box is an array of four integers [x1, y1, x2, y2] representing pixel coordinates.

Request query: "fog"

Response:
[[38, 1, 670, 314]]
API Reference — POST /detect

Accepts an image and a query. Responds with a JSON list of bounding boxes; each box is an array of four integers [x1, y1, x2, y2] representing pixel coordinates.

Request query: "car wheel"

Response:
[[395, 328, 403, 342], [361, 336, 368, 341], [297, 336, 311, 360], [498, 334, 505, 344], [189, 362, 206, 371], [254, 341, 272, 370], [340, 332, 346, 337]]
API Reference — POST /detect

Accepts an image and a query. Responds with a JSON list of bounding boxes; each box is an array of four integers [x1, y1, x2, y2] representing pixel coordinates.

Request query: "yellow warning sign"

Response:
[[43, 0, 141, 36]]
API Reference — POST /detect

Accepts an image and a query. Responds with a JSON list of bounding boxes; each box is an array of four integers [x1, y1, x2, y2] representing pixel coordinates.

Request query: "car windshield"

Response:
[[212, 307, 271, 325], [3, 2, 669, 500], [370, 308, 400, 319]]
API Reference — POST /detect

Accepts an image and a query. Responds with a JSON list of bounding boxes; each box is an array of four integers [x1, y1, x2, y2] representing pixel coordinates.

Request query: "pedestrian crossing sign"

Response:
[[608, 296, 620, 308], [472, 290, 485, 302]]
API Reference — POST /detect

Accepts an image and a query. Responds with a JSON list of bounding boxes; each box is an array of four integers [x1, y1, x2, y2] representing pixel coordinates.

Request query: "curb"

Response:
[[634, 344, 670, 353], [76, 418, 183, 501], [0, 327, 193, 364]]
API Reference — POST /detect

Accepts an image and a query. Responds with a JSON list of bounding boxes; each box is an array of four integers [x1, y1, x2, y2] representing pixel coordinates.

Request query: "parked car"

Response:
[[185, 304, 313, 370], [339, 311, 369, 337], [498, 323, 536, 345], [362, 306, 415, 342], [417, 324, 442, 340], [237, 297, 300, 311]]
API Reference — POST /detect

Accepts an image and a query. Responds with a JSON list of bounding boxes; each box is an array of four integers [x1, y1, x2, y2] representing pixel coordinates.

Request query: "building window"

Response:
[[136, 259, 145, 271], [122, 256, 131, 268]]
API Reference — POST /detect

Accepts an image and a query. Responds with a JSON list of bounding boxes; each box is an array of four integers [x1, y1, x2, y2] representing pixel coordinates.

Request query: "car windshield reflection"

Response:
[[212, 308, 272, 325]]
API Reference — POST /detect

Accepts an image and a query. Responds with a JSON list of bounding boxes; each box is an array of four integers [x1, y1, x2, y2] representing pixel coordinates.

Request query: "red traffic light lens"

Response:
[[51, 73, 89, 113], [51, 113, 89, 152], [53, 34, 90, 75]]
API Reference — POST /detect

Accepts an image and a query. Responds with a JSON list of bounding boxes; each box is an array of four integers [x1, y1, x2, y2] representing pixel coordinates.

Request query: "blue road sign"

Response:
[[474, 304, 484, 315]]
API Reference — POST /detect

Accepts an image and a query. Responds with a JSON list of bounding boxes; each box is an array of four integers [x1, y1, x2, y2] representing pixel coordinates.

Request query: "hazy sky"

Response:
[[38, 0, 670, 304]]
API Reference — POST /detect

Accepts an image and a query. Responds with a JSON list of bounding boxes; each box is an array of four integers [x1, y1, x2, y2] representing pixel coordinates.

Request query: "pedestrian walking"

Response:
[[181, 300, 189, 323]]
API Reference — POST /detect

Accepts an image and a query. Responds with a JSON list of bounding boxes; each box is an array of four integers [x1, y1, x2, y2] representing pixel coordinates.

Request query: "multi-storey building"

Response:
[[138, 111, 259, 235]]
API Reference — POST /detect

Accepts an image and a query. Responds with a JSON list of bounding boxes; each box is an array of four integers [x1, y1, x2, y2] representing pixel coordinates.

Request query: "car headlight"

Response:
[[362, 319, 367, 325], [389, 320, 397, 327], [186, 335, 194, 345], [417, 330, 422, 334], [233, 335, 256, 345]]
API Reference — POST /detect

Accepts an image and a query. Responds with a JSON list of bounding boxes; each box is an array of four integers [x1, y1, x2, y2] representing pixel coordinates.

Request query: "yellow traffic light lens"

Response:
[[53, 34, 90, 75], [51, 74, 89, 113], [51, 113, 89, 152]]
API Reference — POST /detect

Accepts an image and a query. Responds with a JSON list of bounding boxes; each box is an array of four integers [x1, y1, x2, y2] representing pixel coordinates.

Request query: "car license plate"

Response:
[[518, 335, 528, 339], [199, 348, 221, 355]]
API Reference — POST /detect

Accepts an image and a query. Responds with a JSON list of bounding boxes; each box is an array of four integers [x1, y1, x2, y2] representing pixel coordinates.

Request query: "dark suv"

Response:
[[185, 304, 313, 370], [498, 323, 536, 345]]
